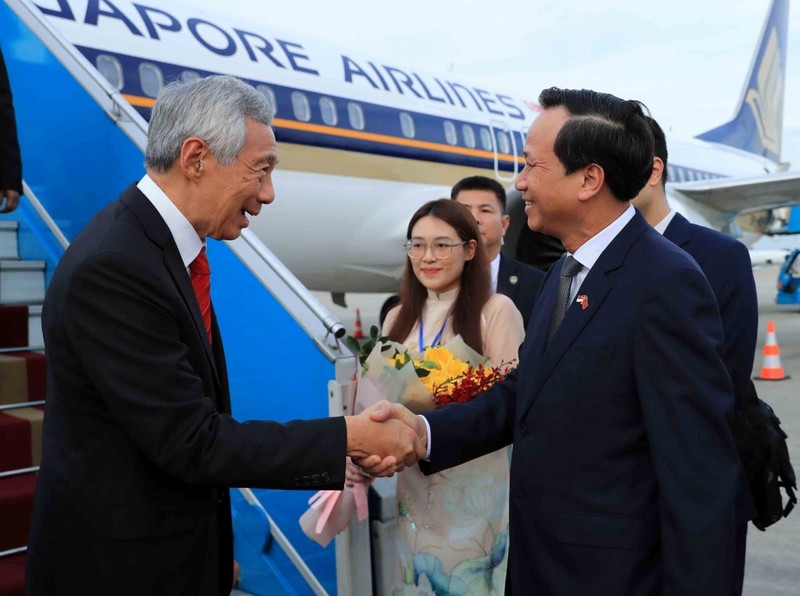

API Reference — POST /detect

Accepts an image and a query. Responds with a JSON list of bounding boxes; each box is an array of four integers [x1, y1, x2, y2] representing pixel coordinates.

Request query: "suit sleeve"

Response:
[[709, 241, 758, 402], [0, 49, 22, 192], [634, 262, 738, 595], [64, 250, 346, 490]]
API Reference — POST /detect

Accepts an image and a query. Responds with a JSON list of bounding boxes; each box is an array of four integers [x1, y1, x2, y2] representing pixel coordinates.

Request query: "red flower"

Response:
[[431, 363, 509, 408]]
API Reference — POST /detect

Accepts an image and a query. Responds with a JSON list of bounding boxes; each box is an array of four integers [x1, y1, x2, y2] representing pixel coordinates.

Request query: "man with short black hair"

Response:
[[365, 87, 740, 595], [451, 175, 543, 326]]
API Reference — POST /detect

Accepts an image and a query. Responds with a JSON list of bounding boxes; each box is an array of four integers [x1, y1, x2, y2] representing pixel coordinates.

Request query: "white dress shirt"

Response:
[[568, 204, 636, 302], [137, 175, 205, 272]]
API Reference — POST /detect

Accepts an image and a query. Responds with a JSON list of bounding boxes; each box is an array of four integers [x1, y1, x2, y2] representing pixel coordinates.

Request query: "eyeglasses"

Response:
[[404, 240, 467, 259]]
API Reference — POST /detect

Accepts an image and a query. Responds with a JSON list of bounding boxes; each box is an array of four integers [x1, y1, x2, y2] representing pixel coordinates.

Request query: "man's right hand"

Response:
[[344, 400, 426, 477], [350, 402, 429, 477]]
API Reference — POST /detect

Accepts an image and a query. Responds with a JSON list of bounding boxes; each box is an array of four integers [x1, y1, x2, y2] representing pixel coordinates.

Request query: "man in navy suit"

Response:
[[632, 116, 757, 595], [364, 88, 740, 595], [451, 175, 544, 327], [26, 75, 422, 595]]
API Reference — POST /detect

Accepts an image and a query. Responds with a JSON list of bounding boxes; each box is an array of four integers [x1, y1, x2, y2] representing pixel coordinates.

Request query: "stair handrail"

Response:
[[5, 0, 148, 151], [238, 487, 329, 596], [21, 181, 69, 250]]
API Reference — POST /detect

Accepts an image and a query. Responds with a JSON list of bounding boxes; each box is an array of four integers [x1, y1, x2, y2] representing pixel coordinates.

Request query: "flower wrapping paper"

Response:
[[360, 335, 486, 414]]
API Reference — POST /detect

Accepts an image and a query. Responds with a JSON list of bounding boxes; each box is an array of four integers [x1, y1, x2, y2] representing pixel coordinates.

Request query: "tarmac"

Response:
[[316, 261, 800, 595]]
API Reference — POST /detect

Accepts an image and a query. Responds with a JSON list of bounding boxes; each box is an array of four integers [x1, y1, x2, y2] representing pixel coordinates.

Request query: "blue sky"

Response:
[[217, 0, 800, 163]]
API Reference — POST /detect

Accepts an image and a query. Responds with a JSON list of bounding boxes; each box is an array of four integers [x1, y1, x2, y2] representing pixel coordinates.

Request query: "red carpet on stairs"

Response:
[[0, 305, 28, 348], [0, 552, 26, 596], [0, 474, 36, 552], [0, 305, 44, 594]]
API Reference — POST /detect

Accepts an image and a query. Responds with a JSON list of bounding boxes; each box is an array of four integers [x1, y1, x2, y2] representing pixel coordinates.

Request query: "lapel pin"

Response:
[[576, 295, 589, 310], [509, 275, 519, 285]]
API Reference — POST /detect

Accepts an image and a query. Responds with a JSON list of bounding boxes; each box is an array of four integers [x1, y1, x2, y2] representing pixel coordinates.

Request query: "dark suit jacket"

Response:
[[664, 212, 759, 521], [27, 185, 346, 595], [423, 211, 740, 595], [0, 47, 22, 192], [497, 252, 544, 328]]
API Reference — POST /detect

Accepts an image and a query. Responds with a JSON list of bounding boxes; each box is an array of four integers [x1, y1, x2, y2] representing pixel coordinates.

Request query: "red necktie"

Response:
[[190, 247, 212, 344]]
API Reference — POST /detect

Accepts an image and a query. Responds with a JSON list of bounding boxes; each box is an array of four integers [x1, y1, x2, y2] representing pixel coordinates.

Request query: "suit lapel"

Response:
[[120, 186, 220, 387], [520, 213, 649, 420], [497, 253, 514, 296]]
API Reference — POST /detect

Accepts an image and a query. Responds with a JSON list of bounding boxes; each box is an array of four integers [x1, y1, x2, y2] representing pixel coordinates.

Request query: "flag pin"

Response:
[[509, 275, 519, 285], [576, 295, 588, 310]]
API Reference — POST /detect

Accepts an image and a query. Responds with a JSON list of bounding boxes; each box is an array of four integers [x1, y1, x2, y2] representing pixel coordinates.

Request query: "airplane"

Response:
[[8, 0, 798, 311], [1, 2, 797, 594]]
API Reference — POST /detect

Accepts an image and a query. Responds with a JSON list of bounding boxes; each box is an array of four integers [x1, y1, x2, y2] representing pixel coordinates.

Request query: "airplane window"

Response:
[[139, 63, 164, 98], [179, 70, 202, 84], [348, 102, 365, 131], [96, 55, 123, 90], [399, 112, 415, 138], [462, 124, 476, 148], [479, 127, 493, 151], [496, 130, 511, 154], [320, 97, 337, 126], [291, 92, 311, 122], [257, 85, 277, 114], [443, 121, 457, 145]]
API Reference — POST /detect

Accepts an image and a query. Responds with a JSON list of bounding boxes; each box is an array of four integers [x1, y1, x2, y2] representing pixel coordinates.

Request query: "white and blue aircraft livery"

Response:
[[18, 0, 800, 296]]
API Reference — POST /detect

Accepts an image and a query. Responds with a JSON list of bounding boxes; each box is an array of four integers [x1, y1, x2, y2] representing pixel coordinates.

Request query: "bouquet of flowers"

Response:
[[300, 328, 511, 547], [355, 330, 511, 413]]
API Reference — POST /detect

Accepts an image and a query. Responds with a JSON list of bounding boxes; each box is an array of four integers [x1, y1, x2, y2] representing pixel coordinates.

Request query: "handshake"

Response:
[[344, 400, 428, 477]]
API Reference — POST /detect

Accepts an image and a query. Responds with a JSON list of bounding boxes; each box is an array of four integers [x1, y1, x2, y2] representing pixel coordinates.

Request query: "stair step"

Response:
[[0, 551, 26, 596], [0, 473, 37, 552], [0, 407, 44, 472], [0, 261, 46, 304], [0, 221, 19, 260], [28, 304, 43, 348], [0, 351, 46, 406]]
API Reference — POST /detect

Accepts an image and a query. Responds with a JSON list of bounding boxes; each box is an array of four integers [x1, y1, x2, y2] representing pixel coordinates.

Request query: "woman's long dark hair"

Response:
[[387, 199, 491, 353]]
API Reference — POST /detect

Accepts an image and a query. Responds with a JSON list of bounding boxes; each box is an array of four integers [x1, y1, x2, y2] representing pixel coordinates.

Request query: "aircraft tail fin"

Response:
[[695, 0, 789, 163]]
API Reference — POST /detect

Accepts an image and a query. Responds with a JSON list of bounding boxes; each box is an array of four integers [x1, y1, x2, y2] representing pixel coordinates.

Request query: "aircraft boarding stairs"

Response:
[[0, 219, 46, 595], [0, 1, 379, 593]]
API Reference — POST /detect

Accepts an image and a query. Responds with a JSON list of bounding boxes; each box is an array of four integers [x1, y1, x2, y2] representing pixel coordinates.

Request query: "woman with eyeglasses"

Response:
[[381, 198, 524, 594]]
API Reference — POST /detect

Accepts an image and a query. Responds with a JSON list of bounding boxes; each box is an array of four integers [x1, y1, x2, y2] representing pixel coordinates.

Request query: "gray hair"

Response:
[[144, 75, 273, 172]]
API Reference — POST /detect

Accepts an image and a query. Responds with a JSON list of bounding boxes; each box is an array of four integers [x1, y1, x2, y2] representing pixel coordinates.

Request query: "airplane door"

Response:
[[489, 119, 519, 182]]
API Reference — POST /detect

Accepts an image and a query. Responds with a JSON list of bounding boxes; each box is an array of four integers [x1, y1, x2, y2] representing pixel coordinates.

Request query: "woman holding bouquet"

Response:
[[380, 199, 524, 594]]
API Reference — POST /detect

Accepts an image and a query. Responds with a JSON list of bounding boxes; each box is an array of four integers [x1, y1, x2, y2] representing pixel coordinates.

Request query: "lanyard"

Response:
[[419, 316, 449, 350]]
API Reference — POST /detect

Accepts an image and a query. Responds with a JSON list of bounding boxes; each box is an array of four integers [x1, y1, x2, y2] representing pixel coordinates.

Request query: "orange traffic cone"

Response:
[[755, 320, 789, 380], [352, 308, 365, 339]]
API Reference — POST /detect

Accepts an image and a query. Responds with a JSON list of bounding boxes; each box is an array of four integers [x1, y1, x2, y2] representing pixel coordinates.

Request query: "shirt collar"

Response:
[[489, 253, 501, 292], [653, 209, 677, 235], [572, 204, 636, 271], [137, 174, 205, 269]]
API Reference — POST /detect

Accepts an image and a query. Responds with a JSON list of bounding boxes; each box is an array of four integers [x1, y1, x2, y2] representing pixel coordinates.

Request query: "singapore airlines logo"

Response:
[[745, 28, 783, 156]]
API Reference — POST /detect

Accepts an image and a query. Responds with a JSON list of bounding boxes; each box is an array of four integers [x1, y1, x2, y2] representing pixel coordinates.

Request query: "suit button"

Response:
[[520, 423, 528, 435], [321, 472, 330, 482]]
